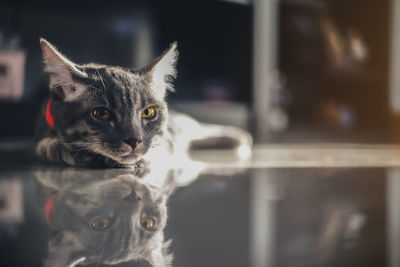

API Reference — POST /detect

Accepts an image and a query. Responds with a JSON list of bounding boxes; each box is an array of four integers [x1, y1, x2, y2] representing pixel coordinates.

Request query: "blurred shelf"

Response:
[[189, 143, 400, 168]]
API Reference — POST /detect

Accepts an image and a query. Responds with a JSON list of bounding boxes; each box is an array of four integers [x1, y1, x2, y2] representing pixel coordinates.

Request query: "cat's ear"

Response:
[[40, 38, 88, 101], [34, 169, 61, 191], [141, 42, 178, 99], [144, 241, 173, 267], [162, 170, 177, 198], [44, 231, 86, 267]]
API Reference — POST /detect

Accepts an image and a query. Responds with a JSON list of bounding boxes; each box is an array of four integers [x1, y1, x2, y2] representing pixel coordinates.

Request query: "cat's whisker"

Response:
[[111, 160, 120, 168], [62, 141, 104, 145], [96, 69, 106, 90], [87, 84, 103, 93], [95, 154, 105, 163], [70, 147, 93, 152]]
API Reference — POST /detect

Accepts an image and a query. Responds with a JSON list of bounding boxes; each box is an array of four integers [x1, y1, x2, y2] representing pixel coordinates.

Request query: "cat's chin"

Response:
[[118, 145, 133, 156], [118, 156, 141, 165], [102, 155, 143, 168], [103, 144, 145, 165], [113, 153, 145, 166]]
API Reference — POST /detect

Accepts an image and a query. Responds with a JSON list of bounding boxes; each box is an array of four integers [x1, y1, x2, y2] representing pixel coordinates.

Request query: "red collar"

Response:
[[46, 98, 55, 130], [45, 194, 57, 224]]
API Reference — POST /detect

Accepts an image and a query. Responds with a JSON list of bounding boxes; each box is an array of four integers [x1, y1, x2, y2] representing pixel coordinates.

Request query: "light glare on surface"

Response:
[[237, 144, 252, 160]]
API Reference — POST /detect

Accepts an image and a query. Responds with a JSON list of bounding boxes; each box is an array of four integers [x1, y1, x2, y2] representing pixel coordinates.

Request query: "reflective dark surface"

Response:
[[0, 143, 397, 267]]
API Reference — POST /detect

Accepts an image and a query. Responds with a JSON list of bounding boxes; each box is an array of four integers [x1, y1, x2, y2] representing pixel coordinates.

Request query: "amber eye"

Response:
[[141, 107, 156, 120], [92, 107, 113, 121], [91, 217, 112, 231], [140, 216, 156, 231]]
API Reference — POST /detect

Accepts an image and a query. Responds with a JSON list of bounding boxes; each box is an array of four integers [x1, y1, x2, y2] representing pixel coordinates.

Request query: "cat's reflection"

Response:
[[35, 168, 175, 267]]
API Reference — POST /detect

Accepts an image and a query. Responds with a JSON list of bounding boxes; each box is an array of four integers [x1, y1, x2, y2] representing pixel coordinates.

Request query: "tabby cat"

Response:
[[35, 39, 252, 167]]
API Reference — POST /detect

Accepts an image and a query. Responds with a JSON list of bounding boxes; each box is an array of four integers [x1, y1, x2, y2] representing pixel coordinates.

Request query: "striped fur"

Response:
[[36, 39, 175, 167]]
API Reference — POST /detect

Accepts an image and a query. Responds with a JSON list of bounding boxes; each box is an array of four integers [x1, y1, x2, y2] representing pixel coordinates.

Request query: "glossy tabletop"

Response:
[[0, 143, 399, 267]]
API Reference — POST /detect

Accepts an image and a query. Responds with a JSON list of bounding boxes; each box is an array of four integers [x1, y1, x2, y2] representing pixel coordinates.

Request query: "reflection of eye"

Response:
[[141, 107, 156, 120], [91, 217, 112, 231], [92, 107, 114, 121], [140, 217, 156, 231]]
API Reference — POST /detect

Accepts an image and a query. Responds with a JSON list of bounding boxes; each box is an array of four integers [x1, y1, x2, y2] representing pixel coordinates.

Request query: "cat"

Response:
[[35, 38, 252, 167], [35, 167, 175, 267]]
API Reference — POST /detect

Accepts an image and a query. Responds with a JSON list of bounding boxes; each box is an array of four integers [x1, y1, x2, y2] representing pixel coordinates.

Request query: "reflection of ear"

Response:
[[140, 42, 178, 99], [145, 240, 173, 267], [162, 170, 177, 198], [34, 168, 64, 192], [40, 38, 88, 101], [44, 231, 86, 267]]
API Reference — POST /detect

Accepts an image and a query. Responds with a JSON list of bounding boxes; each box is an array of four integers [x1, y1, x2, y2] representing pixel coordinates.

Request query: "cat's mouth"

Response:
[[105, 143, 147, 164], [117, 143, 133, 157]]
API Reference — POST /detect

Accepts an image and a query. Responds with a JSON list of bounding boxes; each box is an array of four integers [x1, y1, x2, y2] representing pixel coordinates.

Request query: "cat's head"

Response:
[[36, 169, 174, 267], [40, 39, 178, 165]]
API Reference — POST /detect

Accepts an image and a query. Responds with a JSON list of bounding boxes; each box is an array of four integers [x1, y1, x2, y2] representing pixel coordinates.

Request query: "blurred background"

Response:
[[1, 1, 400, 267], [0, 0, 399, 143]]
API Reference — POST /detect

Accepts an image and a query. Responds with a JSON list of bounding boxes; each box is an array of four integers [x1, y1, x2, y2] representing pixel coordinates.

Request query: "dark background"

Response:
[[0, 0, 393, 141], [0, 0, 252, 137]]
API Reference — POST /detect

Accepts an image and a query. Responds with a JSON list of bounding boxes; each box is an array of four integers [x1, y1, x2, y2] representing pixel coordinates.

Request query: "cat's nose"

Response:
[[124, 138, 142, 149]]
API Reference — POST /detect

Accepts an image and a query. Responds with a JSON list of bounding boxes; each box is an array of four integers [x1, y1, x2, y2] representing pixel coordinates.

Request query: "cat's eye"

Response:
[[91, 217, 112, 231], [141, 107, 156, 120], [140, 216, 156, 231], [92, 107, 114, 121]]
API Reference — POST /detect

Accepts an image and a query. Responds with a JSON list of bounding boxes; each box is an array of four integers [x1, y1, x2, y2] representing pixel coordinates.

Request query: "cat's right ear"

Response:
[[40, 38, 88, 101], [139, 42, 178, 99]]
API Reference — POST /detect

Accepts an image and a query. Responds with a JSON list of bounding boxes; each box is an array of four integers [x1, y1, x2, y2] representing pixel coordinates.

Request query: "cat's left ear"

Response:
[[141, 42, 178, 99]]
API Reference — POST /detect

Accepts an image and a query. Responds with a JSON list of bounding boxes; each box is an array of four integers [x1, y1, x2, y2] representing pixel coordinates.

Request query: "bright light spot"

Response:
[[237, 145, 251, 160]]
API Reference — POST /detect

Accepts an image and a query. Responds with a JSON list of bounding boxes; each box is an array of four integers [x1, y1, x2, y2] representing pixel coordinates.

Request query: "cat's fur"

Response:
[[35, 167, 175, 267], [35, 39, 252, 167]]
